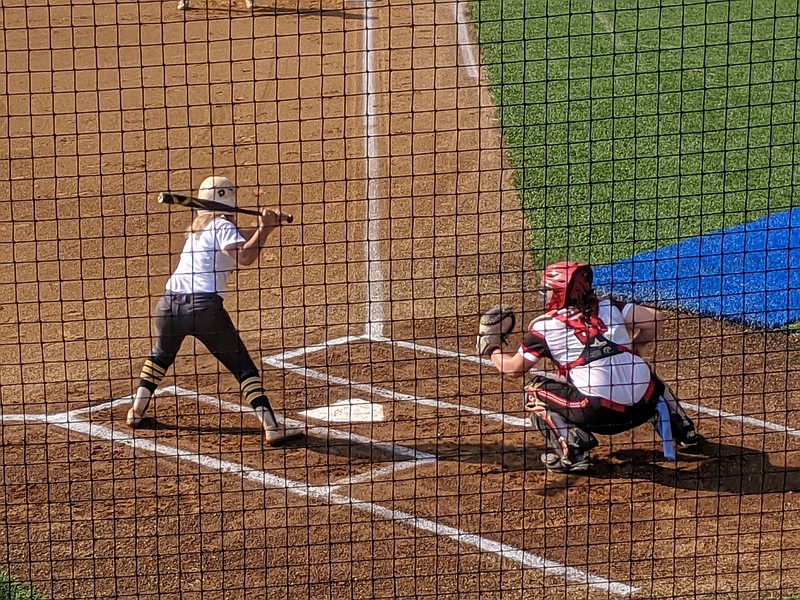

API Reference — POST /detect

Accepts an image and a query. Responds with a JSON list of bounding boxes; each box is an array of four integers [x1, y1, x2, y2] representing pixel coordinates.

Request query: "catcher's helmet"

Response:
[[541, 261, 594, 310], [198, 175, 236, 209]]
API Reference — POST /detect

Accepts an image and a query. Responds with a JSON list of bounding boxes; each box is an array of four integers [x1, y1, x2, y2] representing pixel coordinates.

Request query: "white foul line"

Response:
[[456, 1, 480, 80], [9, 334, 800, 442], [45, 417, 637, 596], [681, 402, 800, 439], [8, 329, 797, 596], [364, 0, 388, 339], [366, 335, 800, 440]]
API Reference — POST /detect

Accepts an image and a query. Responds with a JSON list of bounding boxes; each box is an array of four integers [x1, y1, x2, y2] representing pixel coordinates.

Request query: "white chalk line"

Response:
[[681, 402, 800, 439], [8, 332, 800, 443], [164, 385, 436, 463], [364, 0, 388, 340], [366, 335, 800, 441], [456, 0, 480, 80], [33, 382, 433, 494], [7, 332, 797, 596], [370, 334, 550, 378], [40, 406, 635, 595], [273, 335, 364, 362], [262, 355, 530, 428], [328, 458, 433, 491], [28, 337, 357, 423], [164, 385, 434, 498]]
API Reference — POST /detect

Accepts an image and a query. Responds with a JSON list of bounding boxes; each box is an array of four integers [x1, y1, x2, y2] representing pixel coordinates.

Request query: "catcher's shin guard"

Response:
[[527, 401, 598, 466], [653, 386, 699, 449]]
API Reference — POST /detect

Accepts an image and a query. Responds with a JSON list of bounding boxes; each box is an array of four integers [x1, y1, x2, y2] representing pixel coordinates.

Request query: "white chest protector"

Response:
[[521, 298, 653, 405]]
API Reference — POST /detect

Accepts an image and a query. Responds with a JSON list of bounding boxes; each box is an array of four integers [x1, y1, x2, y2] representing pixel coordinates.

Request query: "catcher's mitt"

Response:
[[476, 304, 516, 356]]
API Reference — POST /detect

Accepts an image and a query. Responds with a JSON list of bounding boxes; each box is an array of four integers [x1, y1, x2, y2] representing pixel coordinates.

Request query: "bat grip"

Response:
[[247, 209, 294, 224]]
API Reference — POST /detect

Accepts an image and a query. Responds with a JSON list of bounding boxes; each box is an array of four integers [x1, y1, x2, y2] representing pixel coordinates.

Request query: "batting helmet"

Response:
[[198, 175, 236, 209], [541, 261, 595, 311]]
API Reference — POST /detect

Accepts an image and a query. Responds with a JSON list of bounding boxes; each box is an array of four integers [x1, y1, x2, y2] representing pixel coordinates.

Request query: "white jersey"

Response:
[[519, 298, 652, 405], [165, 217, 245, 295]]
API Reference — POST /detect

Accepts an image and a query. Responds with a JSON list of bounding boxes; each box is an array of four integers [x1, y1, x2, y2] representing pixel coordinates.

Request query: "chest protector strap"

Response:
[[552, 308, 636, 378]]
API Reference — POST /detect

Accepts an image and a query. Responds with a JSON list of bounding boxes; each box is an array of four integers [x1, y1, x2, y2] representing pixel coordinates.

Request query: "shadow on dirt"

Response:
[[408, 436, 800, 495], [140, 417, 800, 495], [189, 3, 370, 20], [301, 432, 413, 462], [598, 437, 800, 495], [135, 417, 264, 436], [252, 4, 369, 19]]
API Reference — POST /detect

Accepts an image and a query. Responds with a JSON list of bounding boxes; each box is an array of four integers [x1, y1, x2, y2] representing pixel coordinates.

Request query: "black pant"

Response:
[[151, 293, 260, 382], [526, 373, 662, 435]]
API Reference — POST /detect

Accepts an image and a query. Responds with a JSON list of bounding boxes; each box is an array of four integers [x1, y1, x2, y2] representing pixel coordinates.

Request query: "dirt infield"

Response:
[[3, 0, 800, 598]]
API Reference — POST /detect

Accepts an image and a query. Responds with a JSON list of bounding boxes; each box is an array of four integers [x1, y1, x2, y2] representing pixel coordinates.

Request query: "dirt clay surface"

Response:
[[3, 0, 800, 599]]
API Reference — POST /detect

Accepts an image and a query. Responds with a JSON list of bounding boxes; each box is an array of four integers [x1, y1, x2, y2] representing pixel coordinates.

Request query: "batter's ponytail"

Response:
[[185, 211, 225, 238]]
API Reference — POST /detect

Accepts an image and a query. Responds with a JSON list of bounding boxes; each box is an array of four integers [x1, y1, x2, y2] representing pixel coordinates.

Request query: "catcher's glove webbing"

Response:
[[476, 304, 516, 356]]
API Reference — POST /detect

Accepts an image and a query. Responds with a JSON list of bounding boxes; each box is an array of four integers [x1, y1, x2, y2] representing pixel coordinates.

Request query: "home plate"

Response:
[[300, 398, 384, 423]]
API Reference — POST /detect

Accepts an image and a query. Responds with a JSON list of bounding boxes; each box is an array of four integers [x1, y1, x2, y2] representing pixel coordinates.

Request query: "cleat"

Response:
[[678, 428, 700, 450], [177, 0, 188, 9], [540, 451, 590, 474], [245, 0, 255, 8], [263, 423, 304, 446], [126, 407, 144, 428], [541, 452, 563, 470]]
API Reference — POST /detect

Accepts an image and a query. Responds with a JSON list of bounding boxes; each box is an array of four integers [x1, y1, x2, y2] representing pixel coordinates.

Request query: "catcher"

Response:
[[477, 261, 698, 474], [127, 175, 302, 445]]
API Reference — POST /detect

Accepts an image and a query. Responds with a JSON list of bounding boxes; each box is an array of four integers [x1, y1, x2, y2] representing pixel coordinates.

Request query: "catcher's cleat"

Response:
[[263, 423, 304, 446], [677, 428, 700, 450], [177, 0, 188, 9], [126, 408, 145, 428], [540, 451, 591, 474]]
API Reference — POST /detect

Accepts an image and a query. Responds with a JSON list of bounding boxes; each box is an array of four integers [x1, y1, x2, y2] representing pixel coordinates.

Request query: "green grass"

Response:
[[470, 0, 800, 267], [0, 572, 48, 600]]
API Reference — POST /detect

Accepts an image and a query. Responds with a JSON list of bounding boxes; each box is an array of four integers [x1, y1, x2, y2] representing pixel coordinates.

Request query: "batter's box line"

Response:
[[0, 380, 637, 595], [262, 335, 530, 427], [163, 384, 434, 493], [38, 394, 637, 596], [13, 380, 435, 493], [5, 333, 798, 440]]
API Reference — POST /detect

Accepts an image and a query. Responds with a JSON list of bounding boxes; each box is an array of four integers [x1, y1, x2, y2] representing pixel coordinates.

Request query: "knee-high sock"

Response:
[[132, 358, 169, 415], [240, 375, 278, 428], [130, 386, 152, 416]]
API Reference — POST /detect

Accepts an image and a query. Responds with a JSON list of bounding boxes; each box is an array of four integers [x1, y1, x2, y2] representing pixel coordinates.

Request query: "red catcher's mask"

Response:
[[541, 261, 594, 311]]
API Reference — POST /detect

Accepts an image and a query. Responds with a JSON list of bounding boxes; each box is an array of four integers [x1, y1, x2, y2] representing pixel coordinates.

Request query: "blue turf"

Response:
[[593, 208, 800, 329]]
